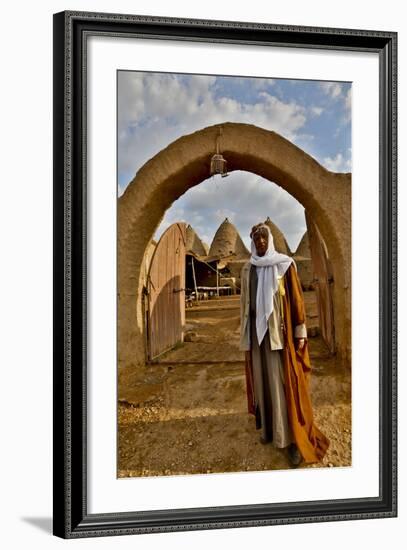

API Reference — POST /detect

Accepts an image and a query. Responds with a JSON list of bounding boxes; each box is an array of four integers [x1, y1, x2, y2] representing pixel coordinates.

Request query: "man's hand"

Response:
[[295, 338, 306, 351]]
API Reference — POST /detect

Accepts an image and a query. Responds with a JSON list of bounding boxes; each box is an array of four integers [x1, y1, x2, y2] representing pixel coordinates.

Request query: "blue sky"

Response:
[[118, 72, 351, 251]]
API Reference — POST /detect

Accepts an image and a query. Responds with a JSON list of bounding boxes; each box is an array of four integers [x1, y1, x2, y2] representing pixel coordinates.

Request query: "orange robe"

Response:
[[244, 263, 329, 463]]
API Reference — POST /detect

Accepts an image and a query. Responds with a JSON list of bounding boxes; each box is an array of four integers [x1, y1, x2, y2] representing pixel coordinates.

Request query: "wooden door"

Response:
[[146, 223, 186, 360], [305, 212, 336, 354]]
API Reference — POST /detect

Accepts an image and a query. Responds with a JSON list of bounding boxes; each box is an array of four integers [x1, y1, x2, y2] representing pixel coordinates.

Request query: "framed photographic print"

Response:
[[53, 10, 397, 538]]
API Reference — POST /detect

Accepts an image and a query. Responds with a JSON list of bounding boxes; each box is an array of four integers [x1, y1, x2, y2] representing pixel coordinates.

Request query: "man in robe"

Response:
[[240, 223, 329, 466]]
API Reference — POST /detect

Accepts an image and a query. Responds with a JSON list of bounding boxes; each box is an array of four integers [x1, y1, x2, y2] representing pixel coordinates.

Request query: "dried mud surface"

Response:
[[118, 293, 351, 478]]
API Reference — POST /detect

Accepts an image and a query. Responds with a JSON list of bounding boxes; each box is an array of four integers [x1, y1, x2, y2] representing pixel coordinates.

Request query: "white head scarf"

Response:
[[250, 224, 294, 345]]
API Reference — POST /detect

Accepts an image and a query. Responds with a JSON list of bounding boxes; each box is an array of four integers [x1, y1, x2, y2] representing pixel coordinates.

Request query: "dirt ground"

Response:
[[118, 292, 351, 477]]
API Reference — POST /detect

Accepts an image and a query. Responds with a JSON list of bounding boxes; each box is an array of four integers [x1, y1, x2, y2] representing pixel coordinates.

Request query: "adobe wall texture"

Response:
[[118, 123, 351, 369]]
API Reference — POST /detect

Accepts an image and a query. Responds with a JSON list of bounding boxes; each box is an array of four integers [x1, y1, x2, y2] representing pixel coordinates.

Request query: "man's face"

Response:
[[253, 229, 268, 257]]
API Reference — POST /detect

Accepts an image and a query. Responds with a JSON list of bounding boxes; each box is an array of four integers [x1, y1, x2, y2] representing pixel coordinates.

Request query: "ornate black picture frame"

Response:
[[53, 10, 397, 538]]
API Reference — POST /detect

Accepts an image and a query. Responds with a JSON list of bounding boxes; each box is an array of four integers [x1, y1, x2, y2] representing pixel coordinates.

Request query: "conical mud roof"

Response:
[[264, 217, 291, 255], [186, 225, 208, 256], [209, 218, 250, 259], [294, 231, 311, 258]]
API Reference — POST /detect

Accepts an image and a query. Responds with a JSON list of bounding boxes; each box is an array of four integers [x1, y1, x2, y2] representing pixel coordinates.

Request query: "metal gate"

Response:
[[305, 212, 336, 354], [146, 223, 186, 360]]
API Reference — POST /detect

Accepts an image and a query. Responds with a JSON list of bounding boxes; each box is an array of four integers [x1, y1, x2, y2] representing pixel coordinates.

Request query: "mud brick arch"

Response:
[[118, 122, 351, 369]]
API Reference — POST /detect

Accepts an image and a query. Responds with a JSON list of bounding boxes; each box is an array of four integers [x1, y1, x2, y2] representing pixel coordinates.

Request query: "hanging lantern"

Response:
[[210, 126, 229, 177], [210, 153, 228, 176]]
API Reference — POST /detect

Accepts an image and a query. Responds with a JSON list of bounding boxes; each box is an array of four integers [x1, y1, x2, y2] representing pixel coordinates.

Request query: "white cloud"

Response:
[[319, 82, 351, 125], [343, 88, 352, 123], [322, 153, 352, 172], [310, 106, 324, 116], [119, 72, 350, 252], [319, 81, 343, 99], [214, 208, 238, 223], [154, 171, 306, 252], [345, 88, 352, 110], [252, 77, 275, 90], [118, 72, 308, 188]]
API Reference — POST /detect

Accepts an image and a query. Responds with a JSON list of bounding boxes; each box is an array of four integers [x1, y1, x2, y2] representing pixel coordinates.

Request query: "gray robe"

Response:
[[249, 264, 293, 448]]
